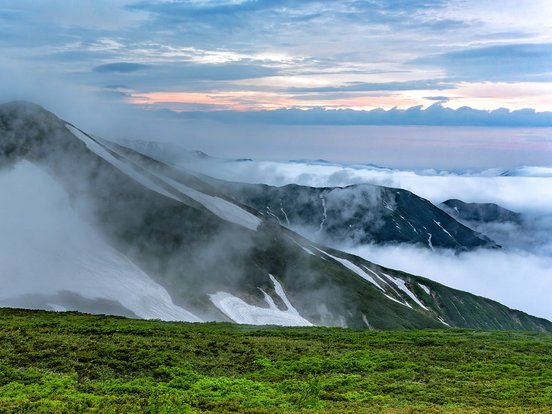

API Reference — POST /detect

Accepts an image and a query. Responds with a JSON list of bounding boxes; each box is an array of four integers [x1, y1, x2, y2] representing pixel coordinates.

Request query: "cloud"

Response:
[[87, 63, 281, 93], [346, 243, 552, 321], [0, 7, 23, 20], [424, 96, 450, 102], [166, 158, 552, 213], [164, 156, 552, 321], [3, 0, 552, 116], [165, 104, 552, 127], [286, 80, 455, 93], [93, 62, 149, 73], [126, 0, 459, 51], [417, 43, 552, 82]]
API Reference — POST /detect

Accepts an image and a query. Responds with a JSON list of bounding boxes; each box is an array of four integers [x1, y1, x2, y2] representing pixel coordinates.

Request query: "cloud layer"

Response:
[[163, 156, 552, 320]]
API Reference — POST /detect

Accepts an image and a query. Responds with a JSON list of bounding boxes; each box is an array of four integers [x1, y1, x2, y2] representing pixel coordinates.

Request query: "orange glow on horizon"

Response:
[[127, 81, 552, 112], [127, 91, 419, 111]]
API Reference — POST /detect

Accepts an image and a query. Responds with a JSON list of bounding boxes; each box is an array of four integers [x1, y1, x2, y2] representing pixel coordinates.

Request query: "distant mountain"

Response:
[[117, 140, 498, 250], [114, 138, 213, 165], [213, 181, 498, 251], [440, 199, 522, 225], [498, 167, 552, 177], [1, 101, 550, 332]]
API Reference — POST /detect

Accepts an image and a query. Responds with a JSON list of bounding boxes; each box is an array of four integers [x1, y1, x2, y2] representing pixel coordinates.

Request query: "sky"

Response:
[[1, 0, 552, 167]]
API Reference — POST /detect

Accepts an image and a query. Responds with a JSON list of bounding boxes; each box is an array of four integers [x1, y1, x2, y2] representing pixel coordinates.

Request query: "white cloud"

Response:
[[181, 158, 552, 213], [345, 243, 552, 321], [176, 157, 552, 321]]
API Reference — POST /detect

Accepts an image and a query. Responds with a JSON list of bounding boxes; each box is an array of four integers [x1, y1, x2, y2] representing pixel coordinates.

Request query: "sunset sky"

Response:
[[1, 0, 552, 166]]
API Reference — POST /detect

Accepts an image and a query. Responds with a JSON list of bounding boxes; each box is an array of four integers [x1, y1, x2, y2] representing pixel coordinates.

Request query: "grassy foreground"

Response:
[[0, 309, 551, 413]]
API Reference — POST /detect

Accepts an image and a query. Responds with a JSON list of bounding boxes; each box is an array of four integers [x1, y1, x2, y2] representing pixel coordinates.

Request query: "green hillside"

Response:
[[0, 309, 551, 413]]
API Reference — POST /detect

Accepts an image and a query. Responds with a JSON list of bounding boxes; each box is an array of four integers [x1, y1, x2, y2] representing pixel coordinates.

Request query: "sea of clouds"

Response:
[[181, 157, 552, 321]]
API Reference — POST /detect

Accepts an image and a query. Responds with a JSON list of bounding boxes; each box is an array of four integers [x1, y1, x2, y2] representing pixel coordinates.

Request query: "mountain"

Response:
[[114, 138, 213, 166], [498, 167, 552, 177], [213, 181, 498, 251], [440, 199, 522, 225], [118, 139, 498, 251], [1, 101, 550, 332]]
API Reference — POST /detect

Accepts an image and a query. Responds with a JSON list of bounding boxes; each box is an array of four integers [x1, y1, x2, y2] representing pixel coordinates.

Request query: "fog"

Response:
[[0, 106, 344, 326], [171, 157, 552, 320], [0, 161, 200, 321], [176, 157, 552, 213], [344, 243, 552, 321], [0, 99, 550, 323]]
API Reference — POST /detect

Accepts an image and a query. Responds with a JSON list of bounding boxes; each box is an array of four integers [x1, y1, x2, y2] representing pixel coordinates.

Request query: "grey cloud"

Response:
[[286, 80, 455, 93], [156, 62, 278, 81], [424, 96, 450, 102], [94, 62, 149, 73], [47, 50, 115, 62], [416, 43, 552, 82], [84, 62, 280, 93]]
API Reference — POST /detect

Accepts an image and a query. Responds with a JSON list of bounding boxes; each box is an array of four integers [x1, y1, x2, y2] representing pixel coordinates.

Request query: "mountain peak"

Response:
[[0, 100, 56, 118], [0, 100, 69, 165]]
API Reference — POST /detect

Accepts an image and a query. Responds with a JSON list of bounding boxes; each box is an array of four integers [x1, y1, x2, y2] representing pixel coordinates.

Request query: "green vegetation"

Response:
[[0, 309, 551, 413]]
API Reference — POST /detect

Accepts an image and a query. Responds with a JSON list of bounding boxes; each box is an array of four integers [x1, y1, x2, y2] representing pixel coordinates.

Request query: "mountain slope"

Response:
[[1, 101, 550, 332], [116, 139, 499, 251], [212, 180, 498, 251]]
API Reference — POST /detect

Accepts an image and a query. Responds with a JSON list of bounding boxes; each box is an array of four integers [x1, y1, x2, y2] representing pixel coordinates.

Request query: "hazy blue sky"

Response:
[[1, 0, 551, 167]]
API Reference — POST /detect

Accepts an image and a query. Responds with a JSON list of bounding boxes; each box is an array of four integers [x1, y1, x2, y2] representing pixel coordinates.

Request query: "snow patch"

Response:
[[384, 293, 411, 307], [361, 266, 391, 287], [209, 274, 312, 326], [405, 219, 419, 233], [154, 173, 261, 231], [383, 273, 429, 311], [280, 203, 291, 227], [316, 249, 384, 291], [266, 206, 282, 224], [301, 246, 316, 255], [438, 317, 451, 327], [317, 194, 328, 234], [419, 283, 431, 295], [433, 220, 454, 239]]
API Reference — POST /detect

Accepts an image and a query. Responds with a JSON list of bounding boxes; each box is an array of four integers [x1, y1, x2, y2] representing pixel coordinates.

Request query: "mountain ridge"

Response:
[[1, 101, 550, 332]]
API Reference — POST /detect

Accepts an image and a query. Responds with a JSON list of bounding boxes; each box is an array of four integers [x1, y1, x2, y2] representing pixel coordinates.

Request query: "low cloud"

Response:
[[168, 104, 552, 127], [174, 158, 552, 213], [168, 157, 552, 321], [345, 242, 552, 321]]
